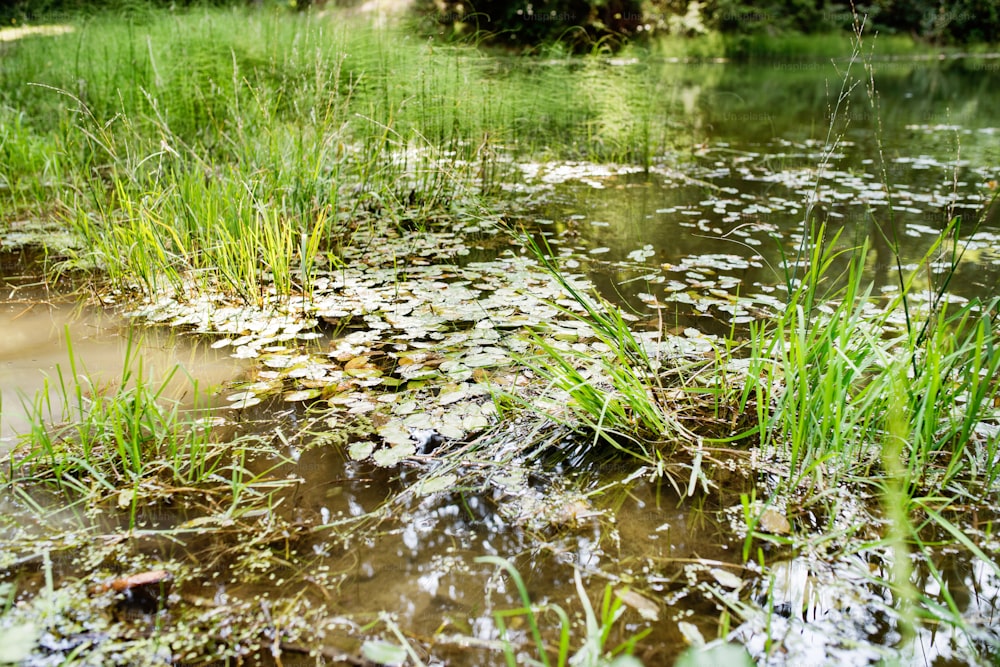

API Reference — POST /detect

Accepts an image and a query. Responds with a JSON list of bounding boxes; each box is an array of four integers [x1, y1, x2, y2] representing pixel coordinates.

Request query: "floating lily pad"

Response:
[[438, 383, 468, 405], [372, 443, 416, 467], [377, 421, 413, 447], [283, 389, 321, 402], [437, 422, 464, 440], [394, 400, 418, 415], [347, 441, 374, 461], [228, 396, 261, 409], [415, 473, 457, 496]]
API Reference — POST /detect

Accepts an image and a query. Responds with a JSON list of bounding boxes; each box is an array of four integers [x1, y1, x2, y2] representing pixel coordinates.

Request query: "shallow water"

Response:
[[525, 57, 1000, 323], [0, 251, 244, 444]]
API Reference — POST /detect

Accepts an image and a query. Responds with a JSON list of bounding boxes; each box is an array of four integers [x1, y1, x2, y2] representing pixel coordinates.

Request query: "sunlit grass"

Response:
[[1, 330, 295, 526], [0, 5, 682, 306]]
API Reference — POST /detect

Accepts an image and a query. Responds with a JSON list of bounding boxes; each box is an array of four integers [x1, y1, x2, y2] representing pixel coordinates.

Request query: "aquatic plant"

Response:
[[507, 17, 1000, 663], [1, 329, 296, 526], [514, 231, 704, 466], [478, 556, 646, 667], [0, 6, 682, 308]]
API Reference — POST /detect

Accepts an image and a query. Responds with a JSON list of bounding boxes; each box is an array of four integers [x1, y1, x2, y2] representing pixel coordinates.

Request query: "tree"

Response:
[[416, 0, 645, 51]]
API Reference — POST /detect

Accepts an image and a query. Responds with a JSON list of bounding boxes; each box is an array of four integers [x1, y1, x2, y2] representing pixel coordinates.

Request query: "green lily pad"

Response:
[[377, 421, 413, 447], [283, 389, 321, 402], [415, 473, 457, 496], [348, 441, 374, 461], [372, 443, 416, 467], [438, 383, 468, 405]]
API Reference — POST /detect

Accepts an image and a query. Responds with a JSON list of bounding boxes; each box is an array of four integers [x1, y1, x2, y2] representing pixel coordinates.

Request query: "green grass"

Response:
[[524, 215, 1000, 491], [477, 555, 647, 667], [2, 6, 966, 307], [512, 25, 1000, 643], [0, 5, 686, 306], [515, 232, 701, 466], [1, 329, 295, 526], [718, 31, 923, 61], [521, 212, 1000, 662]]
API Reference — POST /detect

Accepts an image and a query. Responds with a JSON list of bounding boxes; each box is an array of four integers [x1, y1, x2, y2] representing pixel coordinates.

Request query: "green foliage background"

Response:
[[1, 0, 998, 52]]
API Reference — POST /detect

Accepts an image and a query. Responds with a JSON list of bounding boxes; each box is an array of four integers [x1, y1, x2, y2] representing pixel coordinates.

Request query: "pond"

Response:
[[523, 56, 1000, 321], [2, 41, 999, 667]]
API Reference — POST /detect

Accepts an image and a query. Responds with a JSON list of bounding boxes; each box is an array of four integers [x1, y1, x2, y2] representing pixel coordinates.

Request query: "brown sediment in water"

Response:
[[0, 251, 245, 443]]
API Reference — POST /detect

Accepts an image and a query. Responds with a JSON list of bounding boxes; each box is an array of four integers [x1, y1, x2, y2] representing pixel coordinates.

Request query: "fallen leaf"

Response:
[[759, 508, 791, 535], [709, 567, 743, 590], [344, 355, 372, 370], [614, 588, 660, 621]]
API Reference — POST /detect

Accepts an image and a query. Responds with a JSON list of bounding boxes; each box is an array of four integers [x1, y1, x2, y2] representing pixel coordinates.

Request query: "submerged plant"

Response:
[[478, 556, 646, 667]]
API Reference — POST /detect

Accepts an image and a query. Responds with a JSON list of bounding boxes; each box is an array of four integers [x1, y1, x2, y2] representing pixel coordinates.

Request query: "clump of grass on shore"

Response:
[[524, 214, 1000, 492], [1, 6, 680, 306]]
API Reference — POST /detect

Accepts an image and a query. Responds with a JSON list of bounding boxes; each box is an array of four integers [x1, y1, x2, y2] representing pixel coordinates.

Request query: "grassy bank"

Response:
[[1, 5, 690, 305]]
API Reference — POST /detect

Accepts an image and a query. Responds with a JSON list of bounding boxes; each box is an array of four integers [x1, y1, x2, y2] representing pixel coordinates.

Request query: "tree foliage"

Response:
[[416, 0, 999, 49], [2, 0, 997, 48], [413, 0, 646, 52]]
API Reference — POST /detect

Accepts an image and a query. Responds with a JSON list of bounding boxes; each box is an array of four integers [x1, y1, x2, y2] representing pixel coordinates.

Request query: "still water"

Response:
[[523, 56, 1000, 322], [0, 250, 242, 444]]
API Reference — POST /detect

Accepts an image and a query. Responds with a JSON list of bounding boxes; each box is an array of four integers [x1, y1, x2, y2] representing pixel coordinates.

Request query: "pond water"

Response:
[[523, 56, 1000, 325], [0, 250, 243, 444], [2, 52, 1000, 666]]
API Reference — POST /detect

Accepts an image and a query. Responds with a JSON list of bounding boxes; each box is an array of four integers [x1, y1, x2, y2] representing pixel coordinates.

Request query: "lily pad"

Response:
[[415, 473, 457, 496], [227, 394, 261, 409], [283, 389, 321, 402], [438, 383, 468, 405], [377, 421, 414, 447], [372, 443, 416, 467], [348, 441, 374, 461], [677, 621, 705, 646]]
